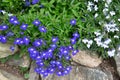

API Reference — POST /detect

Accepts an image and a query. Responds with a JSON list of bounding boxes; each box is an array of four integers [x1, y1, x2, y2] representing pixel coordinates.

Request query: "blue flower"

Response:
[[23, 36, 30, 45], [9, 16, 20, 25], [70, 19, 76, 26], [6, 31, 14, 37], [29, 50, 39, 60], [70, 37, 76, 44], [10, 46, 15, 52], [20, 23, 28, 30], [40, 4, 44, 8], [36, 60, 44, 66], [38, 26, 47, 33], [72, 49, 79, 55], [0, 36, 7, 43], [25, 0, 30, 6], [14, 38, 21, 45], [73, 31, 80, 38], [33, 39, 42, 47], [32, 0, 40, 4], [52, 37, 58, 43], [0, 25, 8, 30], [33, 19, 41, 26]]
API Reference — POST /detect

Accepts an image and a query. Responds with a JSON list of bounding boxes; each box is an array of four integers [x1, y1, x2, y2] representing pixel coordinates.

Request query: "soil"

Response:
[[0, 62, 24, 78], [0, 58, 119, 80], [100, 57, 120, 80]]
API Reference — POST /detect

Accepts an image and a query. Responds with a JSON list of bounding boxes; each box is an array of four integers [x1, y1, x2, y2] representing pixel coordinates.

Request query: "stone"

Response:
[[115, 50, 120, 76], [0, 69, 25, 80], [71, 50, 102, 67], [7, 56, 30, 67], [0, 42, 19, 58], [28, 62, 39, 80], [41, 66, 113, 80]]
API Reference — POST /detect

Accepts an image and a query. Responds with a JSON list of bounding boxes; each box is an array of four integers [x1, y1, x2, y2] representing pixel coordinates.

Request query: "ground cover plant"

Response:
[[0, 0, 120, 78]]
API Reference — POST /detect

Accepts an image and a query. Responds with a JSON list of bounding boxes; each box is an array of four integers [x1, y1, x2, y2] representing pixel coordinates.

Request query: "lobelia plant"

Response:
[[0, 0, 120, 77]]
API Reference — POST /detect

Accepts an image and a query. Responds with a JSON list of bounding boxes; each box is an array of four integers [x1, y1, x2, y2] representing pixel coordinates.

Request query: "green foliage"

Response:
[[1, 0, 120, 61], [0, 0, 25, 14]]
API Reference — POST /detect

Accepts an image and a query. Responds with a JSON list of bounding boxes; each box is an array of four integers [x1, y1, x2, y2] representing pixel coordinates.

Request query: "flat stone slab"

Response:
[[28, 62, 39, 80], [115, 52, 120, 76], [0, 42, 19, 58], [7, 56, 30, 68], [0, 69, 25, 80], [71, 50, 102, 67], [41, 66, 113, 80]]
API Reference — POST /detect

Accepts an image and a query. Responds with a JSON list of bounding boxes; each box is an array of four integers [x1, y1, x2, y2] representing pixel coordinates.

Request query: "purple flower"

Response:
[[6, 31, 14, 37], [68, 45, 73, 50], [20, 32, 24, 35], [36, 60, 44, 66], [56, 71, 62, 76], [0, 36, 7, 43], [40, 4, 44, 8], [70, 38, 76, 44], [9, 16, 17, 23], [10, 46, 15, 52], [25, 0, 30, 6], [73, 32, 80, 38], [33, 39, 42, 47], [72, 49, 79, 56], [52, 37, 58, 43], [33, 19, 41, 26], [14, 38, 21, 45], [48, 67, 55, 73], [70, 19, 76, 26], [32, 0, 40, 4], [28, 47, 36, 53], [63, 70, 69, 75], [23, 36, 30, 45], [13, 20, 20, 25], [0, 25, 8, 30], [65, 55, 71, 60], [62, 49, 69, 55], [66, 66, 72, 71], [20, 23, 28, 30], [29, 50, 39, 60], [9, 16, 20, 25], [50, 44, 57, 49], [38, 26, 47, 33]]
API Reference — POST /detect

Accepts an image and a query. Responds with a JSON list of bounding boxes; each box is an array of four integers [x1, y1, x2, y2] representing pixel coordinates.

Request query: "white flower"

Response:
[[96, 42, 103, 46], [87, 44, 91, 48], [118, 18, 120, 22], [8, 13, 13, 16], [105, 15, 110, 19], [88, 40, 93, 45], [101, 44, 109, 48], [94, 13, 98, 18], [110, 11, 115, 16], [87, 1, 94, 11], [118, 45, 120, 51], [1, 10, 6, 14], [107, 49, 115, 57], [104, 39, 111, 44], [88, 1, 94, 6], [82, 39, 93, 48], [105, 3, 109, 7], [94, 5, 98, 11], [114, 35, 119, 39], [106, 0, 112, 4], [94, 31, 101, 36], [103, 8, 108, 15], [104, 21, 119, 32], [82, 39, 88, 44], [94, 0, 98, 2]]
